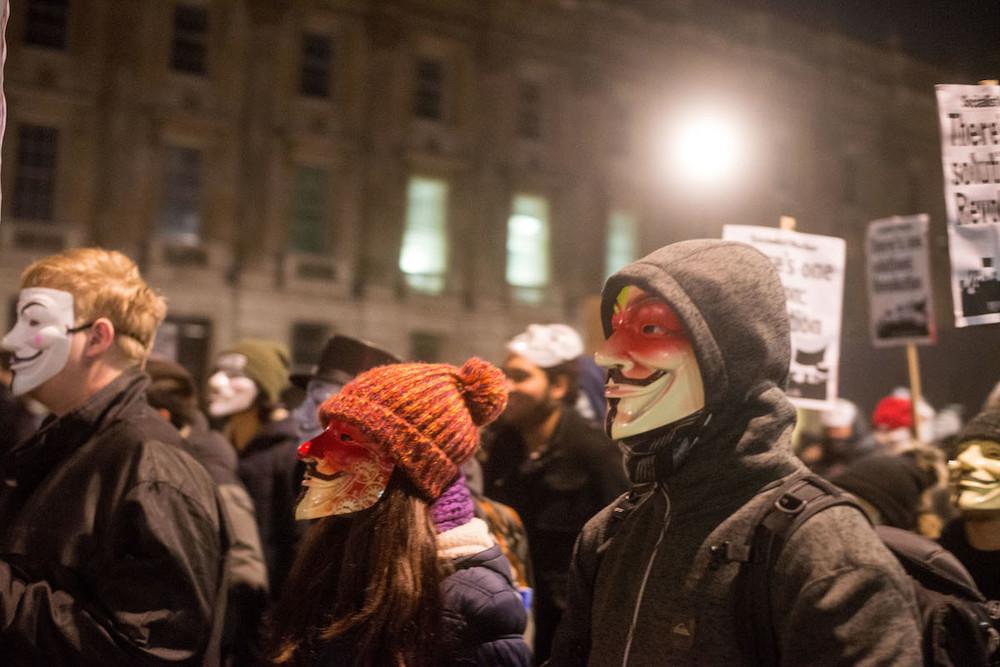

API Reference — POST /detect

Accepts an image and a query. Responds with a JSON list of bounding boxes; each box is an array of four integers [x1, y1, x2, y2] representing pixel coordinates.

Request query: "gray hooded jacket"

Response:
[[548, 240, 921, 666]]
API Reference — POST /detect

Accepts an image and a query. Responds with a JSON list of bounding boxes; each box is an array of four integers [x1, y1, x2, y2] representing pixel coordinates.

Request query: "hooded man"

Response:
[[0, 248, 226, 664], [548, 240, 921, 665], [481, 323, 627, 661]]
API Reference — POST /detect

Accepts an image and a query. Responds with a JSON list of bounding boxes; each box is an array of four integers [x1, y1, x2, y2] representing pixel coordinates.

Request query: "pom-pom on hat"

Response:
[[318, 357, 508, 500]]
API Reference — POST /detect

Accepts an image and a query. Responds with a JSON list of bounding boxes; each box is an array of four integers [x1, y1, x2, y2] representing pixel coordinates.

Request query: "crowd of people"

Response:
[[0, 244, 998, 665]]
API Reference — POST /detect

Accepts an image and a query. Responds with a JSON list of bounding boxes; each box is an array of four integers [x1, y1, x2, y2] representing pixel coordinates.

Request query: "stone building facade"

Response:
[[1, 0, 995, 413]]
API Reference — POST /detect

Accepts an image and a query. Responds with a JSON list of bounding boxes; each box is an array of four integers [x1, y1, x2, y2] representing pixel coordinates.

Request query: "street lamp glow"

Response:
[[664, 111, 747, 189]]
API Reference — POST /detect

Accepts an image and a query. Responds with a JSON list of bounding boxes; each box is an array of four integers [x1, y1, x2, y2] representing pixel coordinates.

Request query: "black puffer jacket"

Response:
[[0, 368, 225, 665], [439, 543, 533, 665]]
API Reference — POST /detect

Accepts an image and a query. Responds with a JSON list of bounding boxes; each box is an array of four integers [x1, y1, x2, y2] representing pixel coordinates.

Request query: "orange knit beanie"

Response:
[[317, 357, 508, 500]]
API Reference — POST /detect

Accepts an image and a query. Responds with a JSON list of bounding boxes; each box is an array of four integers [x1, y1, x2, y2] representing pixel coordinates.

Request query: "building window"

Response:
[[12, 124, 59, 222], [289, 167, 329, 254], [300, 33, 332, 98], [606, 209, 637, 277], [410, 331, 443, 363], [506, 193, 550, 301], [399, 176, 449, 294], [517, 81, 543, 140], [171, 4, 208, 75], [25, 0, 69, 50], [291, 322, 331, 375], [152, 316, 213, 386], [159, 146, 202, 243], [413, 58, 444, 120]]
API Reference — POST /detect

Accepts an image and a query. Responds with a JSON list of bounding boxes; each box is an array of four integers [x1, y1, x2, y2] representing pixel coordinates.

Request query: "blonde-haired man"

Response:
[[0, 248, 227, 663]]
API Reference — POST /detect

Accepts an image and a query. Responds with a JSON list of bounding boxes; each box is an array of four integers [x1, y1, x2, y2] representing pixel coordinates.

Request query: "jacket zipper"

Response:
[[621, 483, 671, 667]]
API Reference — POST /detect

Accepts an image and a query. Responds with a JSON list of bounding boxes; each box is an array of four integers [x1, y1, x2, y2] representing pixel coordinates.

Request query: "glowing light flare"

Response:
[[660, 111, 748, 189]]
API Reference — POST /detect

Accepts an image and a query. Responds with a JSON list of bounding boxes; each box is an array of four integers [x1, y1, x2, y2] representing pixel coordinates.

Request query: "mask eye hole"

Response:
[[642, 324, 666, 335]]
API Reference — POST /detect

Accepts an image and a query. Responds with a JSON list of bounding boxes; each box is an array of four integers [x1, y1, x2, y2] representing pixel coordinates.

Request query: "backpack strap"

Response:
[[735, 473, 865, 666], [587, 484, 656, 592]]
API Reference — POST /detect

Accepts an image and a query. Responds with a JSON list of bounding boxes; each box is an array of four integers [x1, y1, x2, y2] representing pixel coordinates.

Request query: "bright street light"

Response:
[[660, 109, 748, 190]]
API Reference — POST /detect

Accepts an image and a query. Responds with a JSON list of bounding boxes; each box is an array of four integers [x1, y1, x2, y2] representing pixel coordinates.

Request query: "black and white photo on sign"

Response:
[[722, 225, 846, 410], [935, 83, 1000, 327], [866, 215, 936, 347]]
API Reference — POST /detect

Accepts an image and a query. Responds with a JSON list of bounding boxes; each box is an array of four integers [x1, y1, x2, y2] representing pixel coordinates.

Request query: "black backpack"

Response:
[[728, 473, 1000, 666]]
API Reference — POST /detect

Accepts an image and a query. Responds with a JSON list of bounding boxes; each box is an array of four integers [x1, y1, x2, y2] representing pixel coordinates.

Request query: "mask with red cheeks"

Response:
[[295, 419, 395, 520], [596, 286, 706, 440]]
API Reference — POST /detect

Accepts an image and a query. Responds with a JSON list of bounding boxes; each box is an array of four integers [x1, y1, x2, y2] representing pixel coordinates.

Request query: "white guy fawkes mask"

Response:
[[295, 418, 394, 520], [949, 440, 1000, 514], [2, 287, 78, 397], [595, 286, 705, 440], [207, 353, 259, 418]]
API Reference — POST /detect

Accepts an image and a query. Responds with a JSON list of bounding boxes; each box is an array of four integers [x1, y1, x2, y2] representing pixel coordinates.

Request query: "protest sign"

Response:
[[722, 224, 845, 410], [866, 215, 935, 347], [935, 83, 1000, 327]]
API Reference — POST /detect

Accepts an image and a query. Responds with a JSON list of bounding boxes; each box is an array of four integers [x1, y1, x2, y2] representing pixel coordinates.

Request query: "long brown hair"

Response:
[[268, 470, 447, 666]]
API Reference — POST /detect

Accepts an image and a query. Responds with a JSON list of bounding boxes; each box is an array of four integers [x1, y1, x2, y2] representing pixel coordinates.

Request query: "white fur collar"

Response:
[[436, 517, 495, 560]]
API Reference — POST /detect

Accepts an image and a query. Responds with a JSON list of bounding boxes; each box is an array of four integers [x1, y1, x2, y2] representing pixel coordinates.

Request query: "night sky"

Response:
[[736, 0, 1000, 79]]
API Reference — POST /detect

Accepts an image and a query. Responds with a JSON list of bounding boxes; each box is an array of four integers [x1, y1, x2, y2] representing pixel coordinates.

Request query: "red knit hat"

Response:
[[872, 395, 913, 431], [317, 357, 508, 500]]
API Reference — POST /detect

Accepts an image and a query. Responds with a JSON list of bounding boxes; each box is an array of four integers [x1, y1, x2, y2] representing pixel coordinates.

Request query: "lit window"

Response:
[[25, 0, 69, 50], [518, 81, 542, 140], [506, 194, 550, 300], [171, 4, 208, 75], [159, 146, 202, 243], [12, 125, 59, 222], [606, 210, 637, 277], [399, 176, 449, 294], [289, 167, 329, 253], [300, 33, 332, 98], [413, 58, 444, 120]]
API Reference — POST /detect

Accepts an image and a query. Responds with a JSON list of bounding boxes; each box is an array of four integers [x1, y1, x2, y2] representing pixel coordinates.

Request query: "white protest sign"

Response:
[[722, 225, 845, 410], [935, 83, 1000, 327], [866, 215, 936, 347]]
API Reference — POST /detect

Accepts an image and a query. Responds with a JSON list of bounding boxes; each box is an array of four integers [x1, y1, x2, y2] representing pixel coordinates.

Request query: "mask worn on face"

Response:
[[293, 379, 342, 442], [207, 353, 259, 418], [295, 419, 394, 520], [2, 287, 79, 397], [596, 286, 706, 440], [949, 440, 1000, 514]]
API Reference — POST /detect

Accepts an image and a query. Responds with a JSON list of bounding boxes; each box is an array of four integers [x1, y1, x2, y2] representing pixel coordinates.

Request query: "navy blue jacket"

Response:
[[315, 543, 533, 666], [439, 544, 533, 665]]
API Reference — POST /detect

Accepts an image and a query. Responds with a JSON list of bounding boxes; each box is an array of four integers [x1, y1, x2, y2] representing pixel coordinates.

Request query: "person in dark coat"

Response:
[[0, 248, 226, 664], [939, 406, 1000, 600], [207, 338, 302, 599], [146, 356, 269, 665], [549, 240, 921, 666], [482, 323, 627, 661], [268, 358, 531, 666]]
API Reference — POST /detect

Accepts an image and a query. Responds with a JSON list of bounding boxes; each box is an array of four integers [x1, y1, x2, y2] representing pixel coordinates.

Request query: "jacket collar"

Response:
[[2, 367, 150, 489]]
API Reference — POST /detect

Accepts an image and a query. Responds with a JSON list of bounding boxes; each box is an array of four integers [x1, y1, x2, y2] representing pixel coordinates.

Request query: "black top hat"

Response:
[[290, 335, 401, 389]]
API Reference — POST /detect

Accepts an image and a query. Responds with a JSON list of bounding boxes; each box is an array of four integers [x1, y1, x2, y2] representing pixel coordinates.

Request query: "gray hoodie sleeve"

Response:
[[772, 506, 923, 666]]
